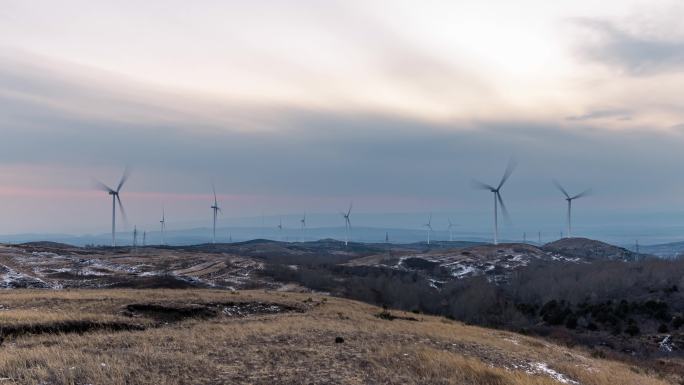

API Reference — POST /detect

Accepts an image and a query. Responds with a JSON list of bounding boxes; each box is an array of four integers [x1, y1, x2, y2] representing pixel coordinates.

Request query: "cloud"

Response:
[[3, 50, 684, 228], [574, 18, 684, 76], [565, 108, 632, 121]]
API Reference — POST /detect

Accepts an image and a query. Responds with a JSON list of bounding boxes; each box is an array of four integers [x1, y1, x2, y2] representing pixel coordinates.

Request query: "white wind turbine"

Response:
[[553, 180, 591, 238], [210, 185, 221, 244], [341, 203, 352, 246], [277, 217, 283, 241], [423, 214, 433, 245], [300, 213, 306, 241], [159, 206, 166, 245], [472, 160, 516, 245], [94, 168, 130, 247], [447, 219, 456, 242]]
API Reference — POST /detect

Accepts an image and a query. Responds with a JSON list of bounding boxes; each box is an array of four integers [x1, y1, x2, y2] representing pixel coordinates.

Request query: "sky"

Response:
[[2, 0, 684, 241]]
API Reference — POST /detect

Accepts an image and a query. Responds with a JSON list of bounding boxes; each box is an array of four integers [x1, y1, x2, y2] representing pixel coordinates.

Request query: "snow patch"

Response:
[[660, 335, 674, 353], [529, 362, 579, 385]]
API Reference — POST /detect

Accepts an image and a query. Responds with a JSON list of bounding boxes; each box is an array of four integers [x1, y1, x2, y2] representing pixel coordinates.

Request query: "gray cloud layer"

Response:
[[2, 53, 684, 216], [575, 18, 684, 75]]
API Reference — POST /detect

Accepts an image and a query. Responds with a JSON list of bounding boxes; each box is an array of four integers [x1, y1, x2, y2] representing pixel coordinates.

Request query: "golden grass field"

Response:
[[0, 289, 677, 385]]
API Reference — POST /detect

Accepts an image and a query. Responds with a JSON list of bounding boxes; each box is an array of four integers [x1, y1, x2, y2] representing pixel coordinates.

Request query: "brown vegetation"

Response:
[[0, 289, 675, 384]]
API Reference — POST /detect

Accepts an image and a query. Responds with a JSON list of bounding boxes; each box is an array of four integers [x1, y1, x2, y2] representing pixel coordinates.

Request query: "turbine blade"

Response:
[[497, 158, 517, 190], [471, 179, 495, 191], [497, 192, 512, 226], [116, 167, 131, 192], [553, 179, 571, 199], [571, 189, 592, 200], [116, 195, 128, 225], [347, 202, 353, 217], [93, 179, 115, 193]]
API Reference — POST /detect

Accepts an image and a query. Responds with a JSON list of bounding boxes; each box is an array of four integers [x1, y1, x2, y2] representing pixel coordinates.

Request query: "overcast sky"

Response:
[[2, 0, 684, 235]]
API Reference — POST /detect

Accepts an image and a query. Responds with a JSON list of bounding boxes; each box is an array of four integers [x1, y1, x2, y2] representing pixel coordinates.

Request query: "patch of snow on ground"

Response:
[[0, 265, 53, 289], [503, 337, 519, 345], [450, 264, 478, 278], [660, 335, 674, 353], [529, 362, 579, 385]]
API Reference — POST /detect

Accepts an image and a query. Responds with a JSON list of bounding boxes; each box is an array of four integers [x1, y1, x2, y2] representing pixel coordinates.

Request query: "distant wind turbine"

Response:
[[553, 180, 591, 238], [423, 214, 433, 245], [277, 217, 283, 241], [447, 219, 456, 242], [94, 168, 130, 247], [300, 213, 306, 241], [341, 203, 352, 246], [472, 160, 516, 245], [159, 206, 166, 246], [211, 185, 222, 244]]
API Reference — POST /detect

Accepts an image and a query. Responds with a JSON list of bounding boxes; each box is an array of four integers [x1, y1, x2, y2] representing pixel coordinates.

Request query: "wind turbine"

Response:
[[423, 214, 433, 245], [553, 180, 591, 238], [277, 217, 283, 241], [341, 203, 352, 246], [94, 168, 130, 247], [133, 226, 138, 248], [159, 207, 166, 246], [447, 219, 456, 242], [210, 185, 221, 244], [472, 160, 516, 245], [300, 213, 306, 241]]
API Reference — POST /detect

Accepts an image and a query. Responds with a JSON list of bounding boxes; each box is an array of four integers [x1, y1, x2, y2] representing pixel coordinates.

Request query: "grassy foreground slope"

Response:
[[0, 289, 674, 385]]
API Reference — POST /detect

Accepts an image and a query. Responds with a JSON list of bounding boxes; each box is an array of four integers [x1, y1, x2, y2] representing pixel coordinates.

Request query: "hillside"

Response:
[[346, 242, 580, 284], [0, 289, 673, 385], [542, 237, 647, 261]]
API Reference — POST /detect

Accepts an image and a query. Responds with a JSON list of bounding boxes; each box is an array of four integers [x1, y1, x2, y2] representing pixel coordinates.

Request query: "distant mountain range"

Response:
[[0, 226, 498, 247], [2, 225, 684, 258]]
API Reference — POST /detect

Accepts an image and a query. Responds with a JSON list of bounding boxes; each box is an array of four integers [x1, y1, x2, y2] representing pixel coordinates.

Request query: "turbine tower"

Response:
[[553, 180, 591, 238], [341, 203, 352, 246], [300, 213, 306, 241], [210, 185, 221, 244], [472, 160, 516, 245], [423, 214, 433, 245], [159, 207, 166, 246], [94, 168, 130, 247], [447, 219, 456, 242], [277, 217, 283, 241]]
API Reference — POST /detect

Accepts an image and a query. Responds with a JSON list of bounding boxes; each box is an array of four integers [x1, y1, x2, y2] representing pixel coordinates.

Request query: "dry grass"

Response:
[[0, 289, 676, 385]]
